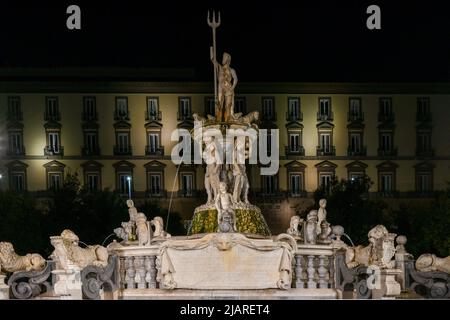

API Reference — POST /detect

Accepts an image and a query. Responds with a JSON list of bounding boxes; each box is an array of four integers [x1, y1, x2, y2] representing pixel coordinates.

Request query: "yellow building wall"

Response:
[[1, 91, 449, 194]]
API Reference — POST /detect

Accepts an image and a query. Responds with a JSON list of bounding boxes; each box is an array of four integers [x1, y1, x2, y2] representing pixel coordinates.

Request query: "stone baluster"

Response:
[[119, 257, 126, 290], [134, 256, 147, 289], [306, 255, 317, 289], [125, 256, 136, 289], [294, 254, 304, 288], [145, 255, 157, 289], [318, 255, 328, 288], [328, 255, 335, 289]]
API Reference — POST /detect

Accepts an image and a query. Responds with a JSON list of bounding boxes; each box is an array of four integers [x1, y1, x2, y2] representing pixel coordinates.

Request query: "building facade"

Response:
[[1, 70, 449, 232]]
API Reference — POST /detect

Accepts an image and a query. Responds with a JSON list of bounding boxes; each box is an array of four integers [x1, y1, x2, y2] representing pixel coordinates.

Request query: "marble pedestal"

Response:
[[0, 275, 9, 300], [372, 268, 402, 299], [52, 268, 82, 300]]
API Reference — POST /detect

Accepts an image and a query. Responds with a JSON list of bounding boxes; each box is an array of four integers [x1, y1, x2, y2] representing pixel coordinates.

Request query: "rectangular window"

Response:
[[148, 173, 162, 196], [417, 133, 431, 152], [289, 133, 300, 152], [319, 173, 332, 191], [117, 133, 129, 153], [48, 132, 60, 153], [8, 96, 22, 121], [116, 97, 128, 119], [380, 98, 392, 115], [181, 173, 194, 196], [349, 98, 361, 117], [179, 98, 191, 117], [86, 173, 100, 191], [49, 173, 62, 190], [148, 133, 160, 153], [205, 97, 215, 117], [289, 173, 303, 196], [118, 174, 131, 195], [319, 98, 330, 116], [417, 97, 430, 115], [85, 132, 98, 153], [288, 98, 300, 120], [83, 97, 96, 121], [9, 132, 23, 154], [380, 174, 393, 192], [263, 175, 276, 194], [320, 133, 331, 153], [266, 131, 272, 156], [11, 173, 25, 191], [46, 97, 59, 120], [350, 133, 361, 153], [418, 173, 431, 193], [234, 97, 246, 114], [262, 98, 274, 118], [350, 173, 364, 183], [147, 97, 159, 119], [380, 133, 392, 152]]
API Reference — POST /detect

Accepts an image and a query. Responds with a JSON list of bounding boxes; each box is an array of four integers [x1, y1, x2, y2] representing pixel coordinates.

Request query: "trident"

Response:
[[207, 10, 221, 104]]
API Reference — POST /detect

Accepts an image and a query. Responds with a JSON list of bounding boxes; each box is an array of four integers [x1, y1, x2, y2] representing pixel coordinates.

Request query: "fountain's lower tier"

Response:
[[188, 204, 271, 236]]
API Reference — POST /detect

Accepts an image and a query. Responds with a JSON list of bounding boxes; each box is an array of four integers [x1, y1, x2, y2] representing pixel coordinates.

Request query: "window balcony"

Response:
[[261, 113, 277, 121], [7, 111, 23, 122], [44, 146, 64, 156], [44, 112, 60, 122], [416, 112, 432, 122], [113, 145, 132, 155], [145, 110, 162, 121], [146, 189, 167, 198], [316, 146, 336, 156], [288, 190, 307, 198], [82, 146, 101, 156], [317, 112, 334, 121], [177, 190, 198, 198], [285, 146, 305, 156], [378, 112, 395, 122], [82, 112, 98, 122], [114, 113, 129, 121], [377, 191, 399, 198], [377, 147, 398, 157], [256, 190, 285, 199], [145, 145, 165, 156], [415, 148, 434, 157], [7, 145, 25, 156], [177, 112, 193, 121], [286, 112, 303, 122], [347, 146, 367, 156], [347, 112, 364, 122]]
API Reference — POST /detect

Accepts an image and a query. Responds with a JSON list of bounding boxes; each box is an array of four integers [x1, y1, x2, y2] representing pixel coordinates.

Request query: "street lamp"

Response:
[[127, 176, 132, 199]]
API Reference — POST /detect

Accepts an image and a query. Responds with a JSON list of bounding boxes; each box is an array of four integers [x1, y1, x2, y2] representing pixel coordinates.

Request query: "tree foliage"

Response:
[[0, 191, 44, 255], [138, 201, 186, 236]]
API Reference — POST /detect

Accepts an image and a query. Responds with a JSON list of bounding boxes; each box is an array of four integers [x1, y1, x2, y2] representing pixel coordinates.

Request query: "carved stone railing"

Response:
[[293, 244, 335, 290], [112, 245, 159, 292], [403, 259, 450, 299], [333, 250, 373, 299], [110, 238, 342, 299], [81, 255, 119, 300], [7, 261, 54, 299]]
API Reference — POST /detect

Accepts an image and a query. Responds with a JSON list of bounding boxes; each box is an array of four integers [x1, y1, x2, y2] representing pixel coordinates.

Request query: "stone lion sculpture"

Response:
[[345, 225, 397, 269], [0, 242, 46, 274], [232, 111, 259, 127], [50, 229, 108, 270], [416, 253, 450, 274]]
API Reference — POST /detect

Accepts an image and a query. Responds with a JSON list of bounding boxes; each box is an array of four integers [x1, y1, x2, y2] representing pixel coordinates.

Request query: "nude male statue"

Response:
[[211, 52, 238, 122], [215, 182, 237, 232]]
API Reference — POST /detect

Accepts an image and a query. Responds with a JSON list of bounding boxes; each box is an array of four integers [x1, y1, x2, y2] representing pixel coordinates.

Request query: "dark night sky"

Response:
[[1, 0, 450, 81]]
